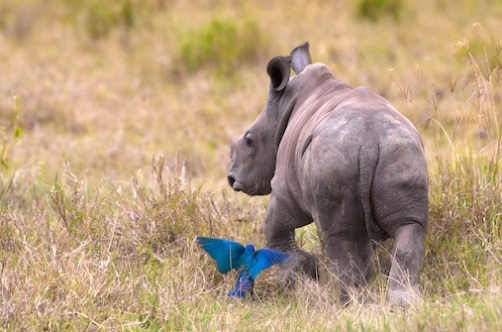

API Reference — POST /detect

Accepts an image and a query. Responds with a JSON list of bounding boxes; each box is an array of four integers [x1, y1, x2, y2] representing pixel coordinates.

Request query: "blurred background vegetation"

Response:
[[0, 0, 501, 330], [0, 0, 500, 184]]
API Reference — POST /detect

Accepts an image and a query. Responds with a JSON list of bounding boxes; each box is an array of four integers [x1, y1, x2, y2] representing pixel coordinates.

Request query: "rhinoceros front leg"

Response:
[[263, 195, 318, 283], [387, 223, 426, 306]]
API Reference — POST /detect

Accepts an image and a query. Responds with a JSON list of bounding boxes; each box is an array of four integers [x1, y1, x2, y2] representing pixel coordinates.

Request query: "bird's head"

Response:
[[245, 244, 255, 252]]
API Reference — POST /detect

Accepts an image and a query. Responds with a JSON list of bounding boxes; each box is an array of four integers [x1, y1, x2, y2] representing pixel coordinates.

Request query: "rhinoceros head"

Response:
[[228, 43, 312, 195]]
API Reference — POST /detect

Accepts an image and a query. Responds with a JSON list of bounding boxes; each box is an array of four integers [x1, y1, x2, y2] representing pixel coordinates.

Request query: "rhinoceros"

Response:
[[228, 42, 428, 306]]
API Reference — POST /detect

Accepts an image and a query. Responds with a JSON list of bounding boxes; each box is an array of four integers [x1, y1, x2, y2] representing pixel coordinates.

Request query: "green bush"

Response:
[[85, 1, 117, 40], [84, 0, 135, 40], [178, 17, 266, 75], [356, 0, 404, 21]]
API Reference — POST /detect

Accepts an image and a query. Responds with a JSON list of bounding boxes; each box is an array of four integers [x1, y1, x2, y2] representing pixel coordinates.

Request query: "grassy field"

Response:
[[1, 0, 501, 330]]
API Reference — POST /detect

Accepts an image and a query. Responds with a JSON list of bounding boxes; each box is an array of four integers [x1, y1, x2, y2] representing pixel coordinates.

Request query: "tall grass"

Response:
[[1, 0, 502, 330], [422, 34, 502, 305]]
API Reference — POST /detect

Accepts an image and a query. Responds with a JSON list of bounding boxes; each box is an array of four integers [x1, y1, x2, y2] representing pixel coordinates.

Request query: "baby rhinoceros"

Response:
[[228, 42, 429, 306]]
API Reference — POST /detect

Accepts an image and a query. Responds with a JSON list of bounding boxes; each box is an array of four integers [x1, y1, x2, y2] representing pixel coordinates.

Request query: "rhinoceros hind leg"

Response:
[[324, 237, 373, 305], [387, 223, 425, 307]]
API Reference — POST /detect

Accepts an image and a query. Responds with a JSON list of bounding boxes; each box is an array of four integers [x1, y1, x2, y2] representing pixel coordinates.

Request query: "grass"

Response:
[[1, 0, 502, 330]]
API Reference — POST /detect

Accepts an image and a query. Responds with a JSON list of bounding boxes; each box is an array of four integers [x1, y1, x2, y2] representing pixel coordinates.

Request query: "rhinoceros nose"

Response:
[[228, 174, 236, 187]]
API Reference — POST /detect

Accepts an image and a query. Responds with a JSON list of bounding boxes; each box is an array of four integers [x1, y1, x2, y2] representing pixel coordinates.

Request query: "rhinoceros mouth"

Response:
[[228, 174, 245, 192], [232, 181, 246, 192], [228, 174, 271, 196]]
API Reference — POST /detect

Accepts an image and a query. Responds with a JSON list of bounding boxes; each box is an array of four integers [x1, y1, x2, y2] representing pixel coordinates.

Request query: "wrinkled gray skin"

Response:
[[228, 42, 428, 306]]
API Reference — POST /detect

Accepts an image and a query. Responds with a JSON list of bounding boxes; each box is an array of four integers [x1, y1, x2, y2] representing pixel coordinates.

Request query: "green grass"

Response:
[[1, 0, 502, 330]]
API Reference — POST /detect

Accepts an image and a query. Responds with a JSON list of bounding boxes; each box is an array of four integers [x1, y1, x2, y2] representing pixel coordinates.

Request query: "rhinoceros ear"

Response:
[[267, 56, 291, 92], [291, 42, 312, 74]]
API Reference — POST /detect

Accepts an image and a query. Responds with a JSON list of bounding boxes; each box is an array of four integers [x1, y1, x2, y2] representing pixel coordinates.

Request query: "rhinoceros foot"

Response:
[[279, 251, 319, 288], [387, 287, 422, 308]]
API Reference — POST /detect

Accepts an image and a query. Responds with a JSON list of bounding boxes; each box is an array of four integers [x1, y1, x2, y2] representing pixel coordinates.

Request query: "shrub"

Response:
[[356, 0, 404, 22], [85, 1, 117, 40], [178, 17, 267, 75], [84, 0, 136, 40]]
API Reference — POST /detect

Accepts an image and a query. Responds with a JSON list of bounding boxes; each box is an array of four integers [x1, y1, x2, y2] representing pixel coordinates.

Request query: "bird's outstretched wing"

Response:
[[228, 271, 254, 298], [248, 248, 289, 279], [196, 236, 246, 274]]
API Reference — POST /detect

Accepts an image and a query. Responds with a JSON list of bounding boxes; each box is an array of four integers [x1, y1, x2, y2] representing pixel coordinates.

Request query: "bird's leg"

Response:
[[249, 288, 256, 301]]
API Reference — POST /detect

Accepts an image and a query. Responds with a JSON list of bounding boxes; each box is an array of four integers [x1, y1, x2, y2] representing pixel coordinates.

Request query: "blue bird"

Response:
[[196, 236, 289, 298]]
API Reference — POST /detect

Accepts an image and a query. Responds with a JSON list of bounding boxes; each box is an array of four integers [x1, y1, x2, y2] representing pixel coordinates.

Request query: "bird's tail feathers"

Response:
[[227, 272, 254, 298]]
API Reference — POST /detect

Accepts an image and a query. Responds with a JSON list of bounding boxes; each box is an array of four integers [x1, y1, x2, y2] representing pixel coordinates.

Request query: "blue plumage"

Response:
[[227, 271, 254, 298], [196, 236, 289, 298]]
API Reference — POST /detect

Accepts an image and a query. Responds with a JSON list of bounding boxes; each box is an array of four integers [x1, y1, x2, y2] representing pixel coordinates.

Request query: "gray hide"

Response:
[[228, 42, 429, 306]]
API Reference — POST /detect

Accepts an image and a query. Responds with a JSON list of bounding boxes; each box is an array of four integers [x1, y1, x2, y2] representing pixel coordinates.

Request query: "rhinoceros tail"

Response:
[[358, 145, 387, 244]]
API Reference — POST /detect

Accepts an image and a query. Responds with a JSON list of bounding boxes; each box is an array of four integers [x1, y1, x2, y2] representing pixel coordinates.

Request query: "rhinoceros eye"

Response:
[[245, 133, 254, 148], [244, 133, 255, 155]]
